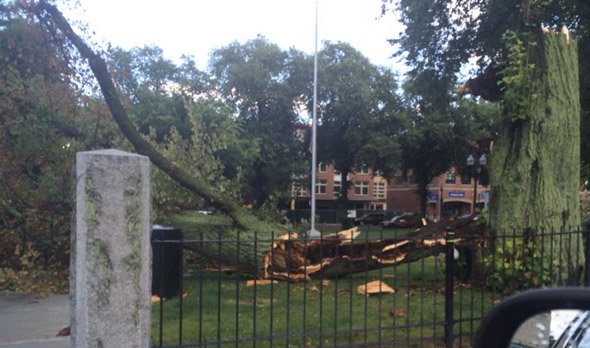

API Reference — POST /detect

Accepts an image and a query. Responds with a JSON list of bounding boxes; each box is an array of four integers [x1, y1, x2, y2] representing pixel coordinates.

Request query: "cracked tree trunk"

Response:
[[489, 27, 582, 283], [490, 27, 581, 232]]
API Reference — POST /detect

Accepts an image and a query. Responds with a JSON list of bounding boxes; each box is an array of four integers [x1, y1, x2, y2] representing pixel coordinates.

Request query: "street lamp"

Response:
[[466, 154, 487, 214]]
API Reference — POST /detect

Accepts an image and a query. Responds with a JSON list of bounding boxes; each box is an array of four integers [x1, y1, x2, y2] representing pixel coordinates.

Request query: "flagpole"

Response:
[[309, 0, 320, 238]]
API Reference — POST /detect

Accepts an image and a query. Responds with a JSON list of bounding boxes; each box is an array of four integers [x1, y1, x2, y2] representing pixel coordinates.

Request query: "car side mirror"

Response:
[[511, 309, 590, 347], [475, 288, 590, 348]]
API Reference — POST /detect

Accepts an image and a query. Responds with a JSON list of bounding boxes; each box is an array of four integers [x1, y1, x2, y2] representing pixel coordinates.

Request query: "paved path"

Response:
[[0, 291, 70, 348]]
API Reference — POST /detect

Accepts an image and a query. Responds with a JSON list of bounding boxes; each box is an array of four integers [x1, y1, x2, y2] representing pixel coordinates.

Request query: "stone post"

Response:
[[72, 149, 151, 347]]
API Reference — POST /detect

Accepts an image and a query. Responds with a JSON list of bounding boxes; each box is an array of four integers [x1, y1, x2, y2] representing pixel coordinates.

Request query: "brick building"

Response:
[[290, 161, 490, 221], [387, 170, 490, 220], [290, 163, 387, 210]]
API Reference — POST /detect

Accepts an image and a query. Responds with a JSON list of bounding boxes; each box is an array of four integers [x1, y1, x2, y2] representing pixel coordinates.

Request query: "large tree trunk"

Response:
[[417, 178, 429, 216], [489, 27, 582, 282], [490, 27, 580, 232]]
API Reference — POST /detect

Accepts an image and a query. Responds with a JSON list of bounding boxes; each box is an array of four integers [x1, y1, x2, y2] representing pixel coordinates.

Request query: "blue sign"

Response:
[[427, 192, 438, 202], [448, 191, 465, 198]]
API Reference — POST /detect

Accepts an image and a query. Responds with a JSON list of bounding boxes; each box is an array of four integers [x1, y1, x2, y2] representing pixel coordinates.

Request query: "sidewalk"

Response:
[[0, 291, 70, 348]]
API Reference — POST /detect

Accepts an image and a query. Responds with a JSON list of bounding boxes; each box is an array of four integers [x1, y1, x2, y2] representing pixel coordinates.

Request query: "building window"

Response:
[[445, 173, 456, 184], [318, 162, 327, 173], [461, 174, 471, 185], [316, 180, 327, 194], [333, 180, 341, 197], [374, 182, 385, 199], [355, 181, 369, 195], [358, 164, 369, 174], [374, 170, 382, 177], [333, 169, 341, 176], [290, 182, 307, 197]]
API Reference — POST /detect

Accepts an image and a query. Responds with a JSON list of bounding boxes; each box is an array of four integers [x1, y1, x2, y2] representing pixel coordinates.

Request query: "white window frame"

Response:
[[316, 180, 327, 194], [374, 182, 385, 199], [290, 182, 307, 197], [333, 180, 341, 197], [355, 181, 369, 195], [358, 164, 369, 174]]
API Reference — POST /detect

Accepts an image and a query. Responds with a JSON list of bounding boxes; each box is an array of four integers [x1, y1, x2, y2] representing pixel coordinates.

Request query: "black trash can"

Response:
[[152, 225, 182, 298]]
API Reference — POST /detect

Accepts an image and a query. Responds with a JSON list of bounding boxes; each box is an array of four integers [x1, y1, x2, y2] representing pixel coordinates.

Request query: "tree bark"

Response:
[[337, 168, 352, 227], [490, 27, 581, 232], [489, 27, 582, 283]]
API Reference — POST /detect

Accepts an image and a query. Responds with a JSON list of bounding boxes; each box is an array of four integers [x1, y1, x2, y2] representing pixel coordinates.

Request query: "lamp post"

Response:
[[466, 154, 487, 214]]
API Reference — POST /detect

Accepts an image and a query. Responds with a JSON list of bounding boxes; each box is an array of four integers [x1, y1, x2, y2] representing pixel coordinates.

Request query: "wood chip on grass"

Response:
[[246, 279, 279, 286], [356, 280, 395, 297]]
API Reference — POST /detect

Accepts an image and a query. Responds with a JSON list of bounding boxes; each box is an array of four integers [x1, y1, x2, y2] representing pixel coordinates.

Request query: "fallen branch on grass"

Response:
[[263, 215, 486, 280]]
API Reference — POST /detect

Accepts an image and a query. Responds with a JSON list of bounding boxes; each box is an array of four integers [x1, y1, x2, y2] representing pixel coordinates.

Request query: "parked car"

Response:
[[380, 214, 416, 228], [378, 212, 403, 228], [354, 212, 387, 226]]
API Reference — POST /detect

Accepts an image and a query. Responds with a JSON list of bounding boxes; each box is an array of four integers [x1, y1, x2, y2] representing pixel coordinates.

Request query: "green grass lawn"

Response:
[[151, 255, 500, 347]]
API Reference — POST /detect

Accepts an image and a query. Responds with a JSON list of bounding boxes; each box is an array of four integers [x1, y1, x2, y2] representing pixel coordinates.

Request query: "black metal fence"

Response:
[[151, 228, 588, 348]]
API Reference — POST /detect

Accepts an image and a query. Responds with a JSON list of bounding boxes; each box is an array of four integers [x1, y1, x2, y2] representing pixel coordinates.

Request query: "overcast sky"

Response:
[[62, 0, 406, 74]]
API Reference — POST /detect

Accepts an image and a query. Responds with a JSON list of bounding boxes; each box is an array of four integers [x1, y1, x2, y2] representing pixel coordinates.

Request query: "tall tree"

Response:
[[388, 59, 499, 216], [107, 46, 259, 189], [209, 37, 306, 208], [488, 27, 581, 232], [400, 82, 501, 214], [295, 42, 405, 214]]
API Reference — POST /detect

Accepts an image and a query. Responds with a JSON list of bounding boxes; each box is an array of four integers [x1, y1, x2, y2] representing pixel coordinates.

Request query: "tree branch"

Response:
[[32, 1, 252, 229]]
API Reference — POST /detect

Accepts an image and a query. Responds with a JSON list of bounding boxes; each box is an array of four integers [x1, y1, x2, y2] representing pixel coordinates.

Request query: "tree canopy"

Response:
[[384, 0, 590, 177], [292, 42, 406, 208], [209, 37, 307, 208]]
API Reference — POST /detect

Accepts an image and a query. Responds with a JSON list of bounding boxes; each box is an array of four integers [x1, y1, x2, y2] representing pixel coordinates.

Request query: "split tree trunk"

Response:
[[264, 215, 485, 280], [490, 27, 581, 232], [489, 27, 582, 282], [169, 213, 485, 278]]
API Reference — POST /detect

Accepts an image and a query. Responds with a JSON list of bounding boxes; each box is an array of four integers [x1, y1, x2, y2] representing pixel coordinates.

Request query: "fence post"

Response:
[[72, 149, 151, 347], [444, 227, 455, 348]]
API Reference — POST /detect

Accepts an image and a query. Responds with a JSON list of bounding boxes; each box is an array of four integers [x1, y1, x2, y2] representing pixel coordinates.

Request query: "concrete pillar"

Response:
[[72, 149, 151, 348]]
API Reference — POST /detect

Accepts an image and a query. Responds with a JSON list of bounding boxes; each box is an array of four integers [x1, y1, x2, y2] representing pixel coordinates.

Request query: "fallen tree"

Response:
[[172, 213, 485, 279], [263, 215, 485, 280]]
